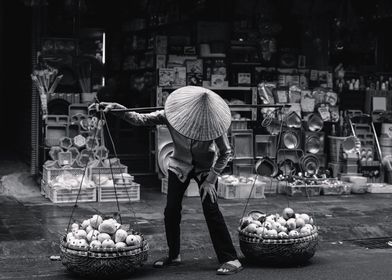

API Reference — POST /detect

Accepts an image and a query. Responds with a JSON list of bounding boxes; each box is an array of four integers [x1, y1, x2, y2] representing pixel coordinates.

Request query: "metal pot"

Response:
[[300, 154, 320, 175], [283, 131, 299, 149], [307, 113, 323, 132], [279, 159, 296, 176], [255, 157, 278, 177], [306, 136, 321, 154]]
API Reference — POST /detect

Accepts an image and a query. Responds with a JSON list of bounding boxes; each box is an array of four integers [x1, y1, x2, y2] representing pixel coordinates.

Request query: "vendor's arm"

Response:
[[123, 110, 166, 126], [205, 133, 232, 184], [91, 102, 166, 126]]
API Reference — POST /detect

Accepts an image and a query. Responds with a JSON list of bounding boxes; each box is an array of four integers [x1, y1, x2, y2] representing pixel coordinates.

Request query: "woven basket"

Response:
[[60, 233, 149, 278], [238, 228, 318, 265]]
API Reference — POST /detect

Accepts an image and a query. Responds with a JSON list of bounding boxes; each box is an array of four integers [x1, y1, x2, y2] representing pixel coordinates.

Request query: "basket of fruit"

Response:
[[238, 208, 318, 265], [60, 215, 149, 278]]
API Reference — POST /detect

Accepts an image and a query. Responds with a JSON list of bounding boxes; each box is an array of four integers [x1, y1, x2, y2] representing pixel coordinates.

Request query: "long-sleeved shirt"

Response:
[[120, 110, 232, 183]]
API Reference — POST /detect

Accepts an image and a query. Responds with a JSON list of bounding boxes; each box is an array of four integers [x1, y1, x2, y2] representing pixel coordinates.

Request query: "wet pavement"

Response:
[[1, 166, 392, 279]]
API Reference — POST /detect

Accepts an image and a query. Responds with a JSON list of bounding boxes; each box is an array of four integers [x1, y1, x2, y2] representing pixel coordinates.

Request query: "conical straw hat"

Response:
[[164, 86, 231, 141]]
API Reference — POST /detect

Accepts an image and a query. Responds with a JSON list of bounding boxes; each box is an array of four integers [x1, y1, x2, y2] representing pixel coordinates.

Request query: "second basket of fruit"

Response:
[[238, 208, 318, 265]]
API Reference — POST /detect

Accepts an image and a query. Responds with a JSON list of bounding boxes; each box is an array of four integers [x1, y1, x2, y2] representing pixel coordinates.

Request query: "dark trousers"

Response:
[[164, 170, 238, 263]]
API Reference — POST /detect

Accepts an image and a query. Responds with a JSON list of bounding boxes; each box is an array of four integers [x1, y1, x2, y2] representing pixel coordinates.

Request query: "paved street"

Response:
[[1, 163, 392, 279]]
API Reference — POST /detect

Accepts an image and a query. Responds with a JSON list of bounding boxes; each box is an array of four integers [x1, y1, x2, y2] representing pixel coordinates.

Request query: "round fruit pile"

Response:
[[66, 215, 143, 249], [239, 207, 317, 239]]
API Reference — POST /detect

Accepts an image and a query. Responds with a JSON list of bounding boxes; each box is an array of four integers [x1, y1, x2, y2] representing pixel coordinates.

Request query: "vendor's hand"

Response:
[[200, 181, 218, 203], [88, 102, 127, 113]]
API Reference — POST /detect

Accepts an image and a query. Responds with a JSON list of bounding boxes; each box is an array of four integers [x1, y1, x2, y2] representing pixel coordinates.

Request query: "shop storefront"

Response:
[[21, 0, 392, 203]]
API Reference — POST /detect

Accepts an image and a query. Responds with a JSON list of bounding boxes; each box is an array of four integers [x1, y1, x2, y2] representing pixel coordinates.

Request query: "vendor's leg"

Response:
[[198, 179, 238, 263], [164, 170, 190, 260]]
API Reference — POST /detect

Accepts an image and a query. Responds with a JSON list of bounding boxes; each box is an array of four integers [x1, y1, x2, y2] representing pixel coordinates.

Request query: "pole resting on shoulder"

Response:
[[110, 104, 291, 113]]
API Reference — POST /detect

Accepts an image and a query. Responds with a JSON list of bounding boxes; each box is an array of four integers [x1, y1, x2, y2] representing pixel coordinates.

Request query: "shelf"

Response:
[[231, 62, 262, 66], [123, 67, 155, 73], [124, 20, 192, 34], [124, 48, 153, 54], [160, 86, 252, 91], [230, 108, 253, 112]]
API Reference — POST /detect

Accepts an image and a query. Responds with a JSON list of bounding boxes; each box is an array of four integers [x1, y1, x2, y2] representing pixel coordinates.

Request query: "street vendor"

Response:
[[93, 86, 243, 275]]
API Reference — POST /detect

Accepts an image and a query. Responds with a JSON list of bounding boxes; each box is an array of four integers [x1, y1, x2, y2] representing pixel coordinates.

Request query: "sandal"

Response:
[[216, 262, 244, 275], [153, 256, 182, 268]]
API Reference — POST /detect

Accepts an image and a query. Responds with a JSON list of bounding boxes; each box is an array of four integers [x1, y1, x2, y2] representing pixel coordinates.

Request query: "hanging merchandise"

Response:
[[31, 67, 63, 119], [255, 157, 278, 177], [299, 154, 320, 176], [307, 113, 324, 132]]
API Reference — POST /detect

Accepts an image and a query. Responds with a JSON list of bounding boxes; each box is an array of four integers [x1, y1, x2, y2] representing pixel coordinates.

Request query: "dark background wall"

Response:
[[0, 1, 32, 160]]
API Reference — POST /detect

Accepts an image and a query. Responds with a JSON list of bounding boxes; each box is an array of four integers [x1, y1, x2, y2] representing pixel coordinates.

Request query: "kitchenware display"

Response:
[[306, 136, 321, 154], [342, 136, 361, 153], [282, 130, 300, 149], [307, 113, 324, 132], [286, 112, 302, 128], [58, 151, 73, 166], [49, 146, 64, 161], [255, 157, 278, 177], [300, 154, 320, 175], [279, 159, 296, 176]]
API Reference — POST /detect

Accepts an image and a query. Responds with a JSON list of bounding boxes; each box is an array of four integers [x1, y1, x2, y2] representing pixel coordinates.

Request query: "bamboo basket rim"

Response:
[[238, 227, 318, 245]]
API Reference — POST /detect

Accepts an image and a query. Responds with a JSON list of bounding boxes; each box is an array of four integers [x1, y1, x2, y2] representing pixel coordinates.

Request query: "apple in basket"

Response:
[[263, 221, 273, 230], [98, 219, 117, 234], [90, 215, 103, 229], [90, 240, 101, 249], [98, 233, 111, 243], [282, 208, 295, 220], [278, 232, 288, 238], [102, 239, 115, 248], [266, 215, 276, 222], [300, 213, 310, 224], [77, 239, 88, 247], [302, 224, 313, 232], [250, 220, 262, 227], [66, 232, 75, 243], [115, 229, 128, 243], [115, 242, 127, 249], [266, 229, 278, 238], [295, 217, 306, 228], [286, 218, 296, 230], [71, 223, 79, 233], [300, 226, 312, 235], [81, 219, 91, 230], [277, 217, 287, 226], [126, 234, 142, 246], [87, 230, 100, 242], [256, 227, 266, 236], [85, 225, 93, 234], [70, 239, 78, 246], [276, 224, 288, 233], [244, 223, 258, 234], [74, 229, 87, 240], [288, 230, 299, 238]]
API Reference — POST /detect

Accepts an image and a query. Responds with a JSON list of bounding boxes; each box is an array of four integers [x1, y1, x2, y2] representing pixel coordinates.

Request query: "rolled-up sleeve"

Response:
[[206, 133, 232, 184], [123, 110, 166, 126]]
